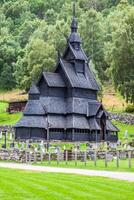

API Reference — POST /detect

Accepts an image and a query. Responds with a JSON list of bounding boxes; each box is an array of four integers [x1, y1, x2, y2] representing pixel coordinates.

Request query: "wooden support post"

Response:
[[25, 151, 28, 163], [41, 151, 43, 163], [75, 150, 77, 166], [117, 151, 119, 168], [84, 151, 87, 166], [34, 151, 36, 163], [105, 151, 108, 168], [48, 152, 51, 165], [57, 150, 59, 165], [128, 151, 131, 168], [72, 129, 75, 141], [65, 150, 68, 165], [94, 150, 97, 167], [29, 152, 31, 164]]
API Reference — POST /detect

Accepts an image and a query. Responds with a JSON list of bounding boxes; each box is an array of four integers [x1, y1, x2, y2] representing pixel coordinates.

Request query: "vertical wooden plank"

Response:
[[57, 151, 59, 165], [117, 151, 119, 168], [34, 151, 36, 163], [105, 151, 108, 168], [84, 151, 87, 166], [29, 152, 31, 164], [75, 150, 77, 166], [41, 151, 43, 163], [48, 152, 51, 165], [25, 151, 27, 163], [94, 150, 97, 167], [128, 151, 131, 168], [65, 150, 68, 166]]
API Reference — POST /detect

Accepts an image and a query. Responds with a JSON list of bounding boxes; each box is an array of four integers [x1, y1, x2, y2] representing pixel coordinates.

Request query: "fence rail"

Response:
[[23, 150, 134, 169], [0, 149, 134, 169]]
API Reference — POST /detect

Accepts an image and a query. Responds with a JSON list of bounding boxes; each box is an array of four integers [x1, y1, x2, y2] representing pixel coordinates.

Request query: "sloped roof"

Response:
[[29, 84, 40, 94], [66, 115, 89, 129], [67, 98, 99, 115], [69, 32, 82, 44], [24, 100, 45, 116], [47, 115, 66, 128], [69, 43, 87, 60], [14, 116, 47, 128], [60, 59, 99, 90], [43, 72, 65, 87], [106, 120, 119, 132], [40, 97, 66, 114], [88, 102, 101, 117], [89, 118, 101, 130]]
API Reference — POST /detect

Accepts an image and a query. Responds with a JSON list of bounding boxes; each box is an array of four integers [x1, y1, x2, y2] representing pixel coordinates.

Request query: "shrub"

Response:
[[125, 105, 134, 113]]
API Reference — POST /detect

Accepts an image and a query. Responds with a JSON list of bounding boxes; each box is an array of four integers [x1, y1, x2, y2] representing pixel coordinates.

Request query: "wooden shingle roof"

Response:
[[60, 59, 99, 90], [43, 72, 65, 87], [14, 116, 47, 128], [29, 84, 40, 94], [106, 120, 119, 132], [24, 100, 45, 116], [66, 115, 89, 129]]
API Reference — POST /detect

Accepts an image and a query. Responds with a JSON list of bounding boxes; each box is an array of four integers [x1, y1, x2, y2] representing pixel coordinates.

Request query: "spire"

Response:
[[70, 3, 78, 33], [69, 2, 81, 44]]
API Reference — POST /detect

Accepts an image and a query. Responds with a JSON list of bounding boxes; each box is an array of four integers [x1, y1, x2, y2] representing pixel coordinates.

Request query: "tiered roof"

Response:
[[15, 14, 118, 135]]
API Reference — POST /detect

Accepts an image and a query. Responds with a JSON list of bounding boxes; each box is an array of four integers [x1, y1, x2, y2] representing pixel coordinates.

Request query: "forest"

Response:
[[0, 0, 134, 103]]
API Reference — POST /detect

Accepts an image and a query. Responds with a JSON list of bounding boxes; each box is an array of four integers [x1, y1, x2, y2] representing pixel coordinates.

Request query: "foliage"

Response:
[[104, 1, 134, 103], [125, 105, 134, 113], [0, 0, 133, 102]]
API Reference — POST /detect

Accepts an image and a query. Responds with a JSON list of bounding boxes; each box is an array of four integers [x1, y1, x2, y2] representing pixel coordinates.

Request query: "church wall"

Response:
[[56, 66, 71, 88], [38, 77, 48, 96], [72, 88, 97, 99], [48, 87, 66, 97], [29, 94, 39, 100]]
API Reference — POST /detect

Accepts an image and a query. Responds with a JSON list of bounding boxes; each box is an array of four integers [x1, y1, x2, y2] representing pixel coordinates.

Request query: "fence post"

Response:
[[65, 150, 68, 165], [84, 151, 87, 166], [105, 151, 108, 167], [41, 151, 43, 163], [117, 151, 119, 168], [57, 150, 60, 165], [128, 151, 131, 168], [48, 152, 51, 165], [34, 151, 36, 163], [94, 150, 97, 167], [29, 152, 31, 164], [25, 151, 28, 163], [75, 150, 77, 166]]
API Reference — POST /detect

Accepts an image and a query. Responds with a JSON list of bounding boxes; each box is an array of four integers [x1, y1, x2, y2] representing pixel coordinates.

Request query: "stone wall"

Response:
[[109, 112, 134, 125], [0, 149, 134, 163]]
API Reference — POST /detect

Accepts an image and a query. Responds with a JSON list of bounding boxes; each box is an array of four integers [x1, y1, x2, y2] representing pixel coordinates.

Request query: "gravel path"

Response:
[[0, 162, 134, 182]]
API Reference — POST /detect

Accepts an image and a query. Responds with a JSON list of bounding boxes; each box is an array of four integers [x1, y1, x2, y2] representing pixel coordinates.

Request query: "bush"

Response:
[[125, 105, 134, 113]]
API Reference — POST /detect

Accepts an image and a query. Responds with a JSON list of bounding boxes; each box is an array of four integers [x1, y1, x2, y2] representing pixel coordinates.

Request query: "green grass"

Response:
[[0, 168, 134, 200], [33, 159, 134, 173], [113, 121, 134, 141], [0, 101, 22, 125]]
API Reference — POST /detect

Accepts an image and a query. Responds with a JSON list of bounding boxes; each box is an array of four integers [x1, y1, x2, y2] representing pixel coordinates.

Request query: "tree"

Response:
[[14, 38, 56, 90], [104, 1, 134, 103], [79, 9, 108, 80]]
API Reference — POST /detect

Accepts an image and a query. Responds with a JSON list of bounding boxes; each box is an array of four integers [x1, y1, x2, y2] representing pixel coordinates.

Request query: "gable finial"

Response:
[[73, 2, 76, 18], [71, 2, 77, 33]]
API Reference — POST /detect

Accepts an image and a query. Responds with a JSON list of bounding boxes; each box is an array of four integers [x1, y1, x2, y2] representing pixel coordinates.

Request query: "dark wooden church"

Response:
[[15, 15, 119, 142]]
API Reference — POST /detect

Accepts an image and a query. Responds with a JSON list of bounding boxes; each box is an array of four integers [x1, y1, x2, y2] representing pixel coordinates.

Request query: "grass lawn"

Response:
[[113, 121, 134, 141], [33, 159, 134, 173], [0, 101, 22, 125], [0, 168, 134, 200]]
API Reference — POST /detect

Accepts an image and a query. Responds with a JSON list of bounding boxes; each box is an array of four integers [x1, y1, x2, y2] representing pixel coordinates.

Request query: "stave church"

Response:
[[15, 13, 119, 142]]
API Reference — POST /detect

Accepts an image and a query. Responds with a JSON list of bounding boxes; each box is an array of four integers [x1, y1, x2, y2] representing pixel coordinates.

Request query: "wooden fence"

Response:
[[24, 150, 134, 169]]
